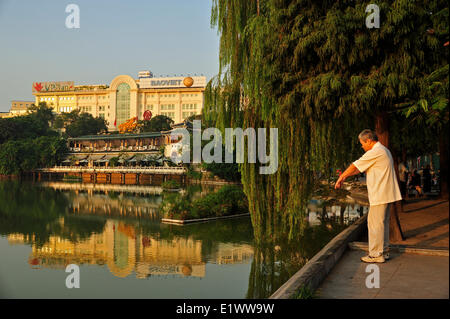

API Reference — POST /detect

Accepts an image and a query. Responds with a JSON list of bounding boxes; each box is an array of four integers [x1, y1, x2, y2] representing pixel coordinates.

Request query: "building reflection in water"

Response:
[[306, 200, 368, 226], [7, 182, 255, 279]]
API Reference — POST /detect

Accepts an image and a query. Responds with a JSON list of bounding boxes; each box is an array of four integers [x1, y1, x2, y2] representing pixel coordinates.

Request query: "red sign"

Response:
[[143, 110, 152, 121], [32, 81, 74, 93]]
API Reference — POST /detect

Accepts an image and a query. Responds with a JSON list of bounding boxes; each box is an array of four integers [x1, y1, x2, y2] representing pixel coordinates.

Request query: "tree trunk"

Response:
[[375, 111, 404, 242], [439, 125, 449, 199]]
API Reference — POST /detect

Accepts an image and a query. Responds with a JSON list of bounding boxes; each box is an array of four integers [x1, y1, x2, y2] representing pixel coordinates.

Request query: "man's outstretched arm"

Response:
[[335, 164, 360, 189]]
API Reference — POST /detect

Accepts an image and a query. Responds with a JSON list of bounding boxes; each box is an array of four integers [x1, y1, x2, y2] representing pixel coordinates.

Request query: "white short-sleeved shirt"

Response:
[[353, 142, 402, 206]]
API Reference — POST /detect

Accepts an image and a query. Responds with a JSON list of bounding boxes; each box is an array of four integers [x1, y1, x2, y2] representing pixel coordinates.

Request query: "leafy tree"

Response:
[[137, 115, 174, 133], [206, 0, 448, 241], [27, 102, 55, 126], [62, 110, 108, 137], [0, 136, 68, 175], [0, 112, 57, 144]]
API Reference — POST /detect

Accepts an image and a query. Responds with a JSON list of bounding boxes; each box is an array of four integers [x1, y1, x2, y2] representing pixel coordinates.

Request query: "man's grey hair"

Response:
[[358, 129, 378, 142]]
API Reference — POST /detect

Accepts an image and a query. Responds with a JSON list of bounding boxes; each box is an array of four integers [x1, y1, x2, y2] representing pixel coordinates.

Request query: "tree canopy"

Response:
[[0, 102, 68, 175], [54, 109, 108, 137], [138, 114, 174, 133]]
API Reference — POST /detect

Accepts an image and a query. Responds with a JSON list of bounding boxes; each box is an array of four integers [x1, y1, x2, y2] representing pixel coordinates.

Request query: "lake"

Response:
[[0, 180, 366, 298]]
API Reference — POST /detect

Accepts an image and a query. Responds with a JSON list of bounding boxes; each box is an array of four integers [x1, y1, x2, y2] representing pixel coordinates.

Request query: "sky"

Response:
[[0, 0, 220, 112]]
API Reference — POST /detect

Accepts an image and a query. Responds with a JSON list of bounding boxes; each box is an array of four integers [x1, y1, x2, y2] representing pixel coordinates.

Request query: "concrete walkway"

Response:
[[316, 199, 449, 299]]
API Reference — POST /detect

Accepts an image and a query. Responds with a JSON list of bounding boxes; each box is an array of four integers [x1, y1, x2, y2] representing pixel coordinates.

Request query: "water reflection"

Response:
[[0, 180, 367, 298]]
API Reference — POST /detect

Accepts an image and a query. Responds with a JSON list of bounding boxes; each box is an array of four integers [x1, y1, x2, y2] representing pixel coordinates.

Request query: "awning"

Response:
[[90, 155, 105, 162], [74, 155, 89, 163], [94, 155, 107, 163], [142, 154, 162, 162], [118, 155, 134, 163], [97, 155, 115, 163]]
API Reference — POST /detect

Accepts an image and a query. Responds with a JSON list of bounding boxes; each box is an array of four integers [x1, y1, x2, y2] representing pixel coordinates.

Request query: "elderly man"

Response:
[[335, 129, 402, 263]]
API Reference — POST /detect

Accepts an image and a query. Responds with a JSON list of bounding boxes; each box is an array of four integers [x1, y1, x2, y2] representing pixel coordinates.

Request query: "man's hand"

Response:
[[334, 163, 360, 189], [335, 175, 346, 189]]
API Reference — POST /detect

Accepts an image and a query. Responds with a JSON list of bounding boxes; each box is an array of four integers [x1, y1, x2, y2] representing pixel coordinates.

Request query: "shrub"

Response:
[[160, 185, 248, 220], [162, 180, 181, 190]]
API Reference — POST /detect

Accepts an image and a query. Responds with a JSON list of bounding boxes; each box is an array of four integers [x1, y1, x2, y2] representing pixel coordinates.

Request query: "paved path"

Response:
[[316, 199, 449, 299], [316, 249, 449, 299]]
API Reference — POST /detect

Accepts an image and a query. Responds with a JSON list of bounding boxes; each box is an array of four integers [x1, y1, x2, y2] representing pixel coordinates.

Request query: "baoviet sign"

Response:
[[139, 76, 206, 89], [32, 81, 74, 93]]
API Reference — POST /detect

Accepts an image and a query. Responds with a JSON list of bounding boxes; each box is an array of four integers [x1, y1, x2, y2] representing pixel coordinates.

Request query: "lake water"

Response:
[[0, 180, 367, 298]]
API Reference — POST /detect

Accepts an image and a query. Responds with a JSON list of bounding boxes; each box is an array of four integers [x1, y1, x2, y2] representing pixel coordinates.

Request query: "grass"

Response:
[[291, 285, 317, 299]]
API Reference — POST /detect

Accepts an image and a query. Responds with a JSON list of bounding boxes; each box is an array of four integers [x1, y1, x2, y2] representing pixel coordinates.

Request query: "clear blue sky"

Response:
[[0, 0, 220, 112]]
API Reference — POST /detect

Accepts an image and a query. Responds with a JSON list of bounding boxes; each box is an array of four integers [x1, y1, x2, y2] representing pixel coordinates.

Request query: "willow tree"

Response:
[[206, 0, 448, 242]]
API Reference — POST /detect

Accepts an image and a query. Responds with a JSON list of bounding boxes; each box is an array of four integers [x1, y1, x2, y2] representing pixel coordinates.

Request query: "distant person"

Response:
[[432, 171, 438, 187], [422, 165, 432, 193], [398, 161, 408, 198], [335, 129, 402, 263], [411, 170, 423, 196]]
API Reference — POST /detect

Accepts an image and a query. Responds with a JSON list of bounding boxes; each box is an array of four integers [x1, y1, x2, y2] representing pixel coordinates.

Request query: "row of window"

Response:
[[182, 112, 197, 118], [40, 96, 108, 102], [182, 103, 198, 110], [161, 112, 175, 119], [161, 104, 176, 110], [41, 94, 199, 102], [78, 96, 107, 100], [144, 104, 198, 110], [60, 106, 73, 113], [146, 93, 200, 99], [80, 106, 92, 112]]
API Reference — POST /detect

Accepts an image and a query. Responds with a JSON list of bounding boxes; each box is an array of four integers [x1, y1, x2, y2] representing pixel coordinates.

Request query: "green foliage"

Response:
[[108, 156, 120, 167], [27, 102, 55, 125], [0, 108, 57, 145], [161, 185, 248, 220], [187, 165, 202, 180], [57, 110, 107, 137], [202, 161, 241, 182], [292, 285, 316, 299], [162, 180, 181, 190], [138, 115, 174, 133], [0, 136, 68, 175], [0, 102, 68, 175]]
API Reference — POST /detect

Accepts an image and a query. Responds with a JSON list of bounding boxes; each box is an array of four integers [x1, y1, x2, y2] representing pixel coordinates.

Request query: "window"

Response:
[[116, 83, 131, 126], [183, 111, 196, 118], [161, 112, 175, 119], [182, 103, 196, 110], [161, 104, 175, 110]]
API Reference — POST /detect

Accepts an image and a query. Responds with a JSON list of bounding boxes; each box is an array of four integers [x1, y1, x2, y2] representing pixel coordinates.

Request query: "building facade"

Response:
[[10, 100, 34, 116], [0, 100, 35, 118], [32, 72, 206, 130]]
